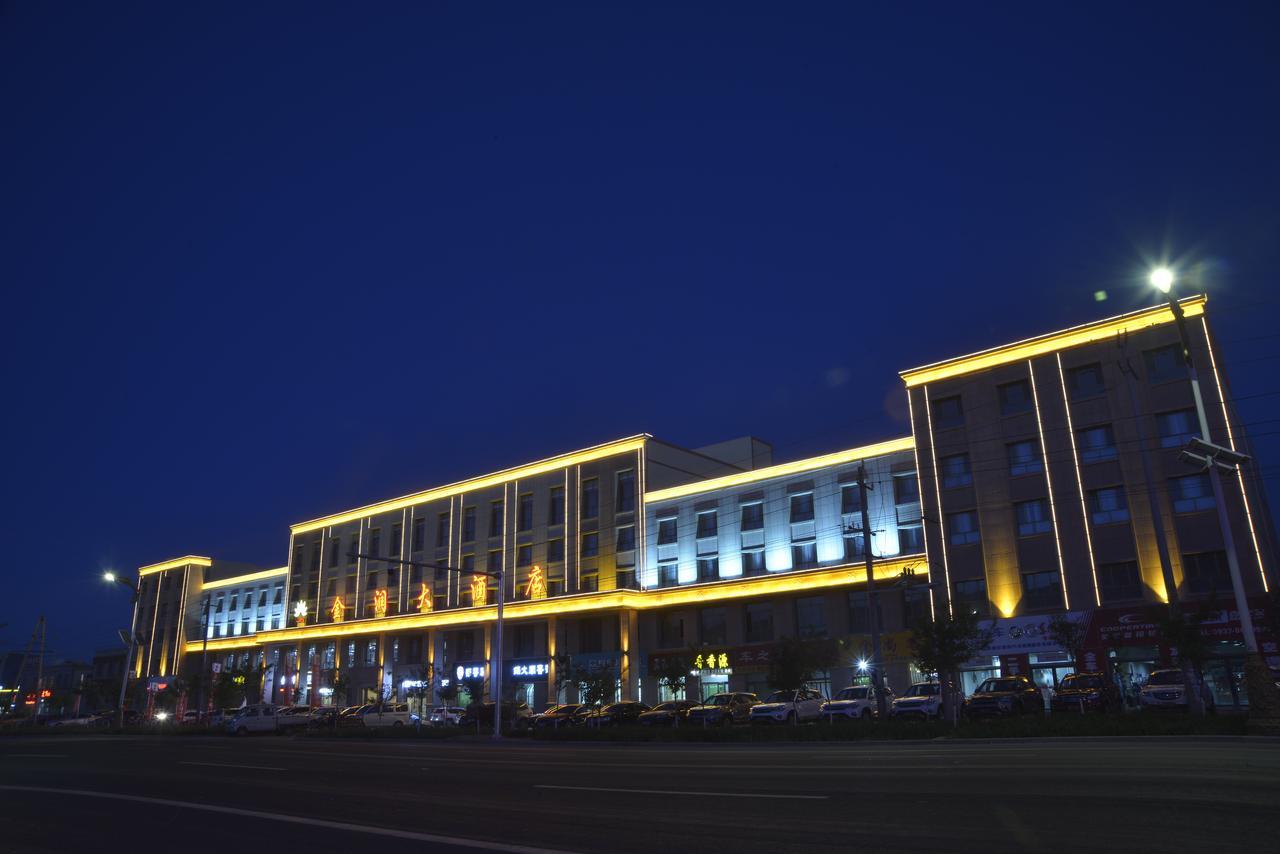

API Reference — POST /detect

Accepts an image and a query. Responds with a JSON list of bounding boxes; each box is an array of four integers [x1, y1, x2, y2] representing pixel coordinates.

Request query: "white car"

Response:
[[226, 703, 280, 735], [428, 706, 466, 727], [749, 689, 826, 725], [1139, 669, 1215, 712], [48, 714, 98, 727], [276, 705, 313, 730], [821, 684, 894, 722], [360, 703, 418, 728], [889, 682, 944, 720]]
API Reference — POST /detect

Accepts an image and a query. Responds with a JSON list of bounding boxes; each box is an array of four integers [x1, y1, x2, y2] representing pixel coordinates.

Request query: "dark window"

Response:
[[547, 538, 564, 563], [658, 561, 678, 586], [329, 537, 341, 566], [658, 613, 684, 647], [581, 479, 599, 519], [948, 511, 980, 546], [741, 549, 765, 575], [998, 380, 1033, 415], [616, 470, 636, 513], [1183, 551, 1230, 594], [369, 528, 382, 556], [898, 523, 924, 553], [847, 591, 882, 635], [697, 557, 719, 580], [843, 530, 866, 560], [741, 502, 764, 531], [517, 545, 532, 567], [489, 501, 504, 538], [941, 454, 972, 488], [1089, 487, 1130, 525], [1067, 363, 1106, 400], [1145, 343, 1187, 383], [894, 474, 920, 504], [292, 545, 304, 570], [1015, 499, 1052, 537], [1022, 571, 1063, 610], [699, 608, 728, 645], [1008, 440, 1043, 476], [411, 517, 425, 551], [457, 631, 475, 661], [514, 625, 535, 658], [903, 586, 931, 626], [1098, 560, 1142, 602], [1170, 474, 1215, 513], [581, 532, 599, 558], [1077, 425, 1117, 463], [436, 513, 449, 547], [616, 525, 636, 552], [1157, 409, 1198, 448], [953, 579, 989, 616], [744, 603, 774, 643], [790, 492, 815, 523], [462, 507, 476, 542], [795, 597, 827, 638], [696, 511, 718, 539], [791, 542, 818, 569], [309, 540, 321, 572], [657, 517, 678, 545], [390, 523, 402, 557], [517, 494, 534, 531], [933, 395, 964, 427], [840, 483, 861, 515], [548, 487, 565, 525]]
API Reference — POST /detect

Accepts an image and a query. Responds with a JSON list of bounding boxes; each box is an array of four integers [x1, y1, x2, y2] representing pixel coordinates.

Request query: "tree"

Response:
[[767, 637, 838, 693], [404, 663, 435, 719], [1153, 602, 1212, 715], [1046, 612, 1087, 669], [553, 653, 618, 710], [435, 676, 459, 706], [649, 653, 690, 702], [909, 609, 993, 725]]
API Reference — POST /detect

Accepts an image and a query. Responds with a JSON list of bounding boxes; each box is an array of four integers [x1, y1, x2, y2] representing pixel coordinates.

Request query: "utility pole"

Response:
[[856, 466, 889, 719]]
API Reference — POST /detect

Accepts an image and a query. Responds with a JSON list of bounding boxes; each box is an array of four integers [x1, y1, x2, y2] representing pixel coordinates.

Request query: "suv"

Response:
[[889, 682, 944, 720], [585, 701, 650, 727], [821, 684, 894, 722], [533, 703, 590, 730], [428, 706, 466, 727], [686, 693, 758, 727], [360, 703, 417, 728], [962, 676, 1043, 718], [458, 701, 533, 731], [637, 700, 697, 727], [1051, 672, 1120, 714], [1139, 669, 1216, 712], [276, 705, 313, 730], [750, 689, 825, 725], [226, 703, 279, 735]]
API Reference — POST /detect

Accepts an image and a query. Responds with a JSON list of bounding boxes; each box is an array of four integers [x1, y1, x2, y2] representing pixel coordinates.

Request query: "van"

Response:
[[225, 703, 279, 735]]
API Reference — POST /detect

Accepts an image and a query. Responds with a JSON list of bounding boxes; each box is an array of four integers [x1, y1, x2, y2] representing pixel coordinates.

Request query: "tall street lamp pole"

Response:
[[105, 572, 140, 729]]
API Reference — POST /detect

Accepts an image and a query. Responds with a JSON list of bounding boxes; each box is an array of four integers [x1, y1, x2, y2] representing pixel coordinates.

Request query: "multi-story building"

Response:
[[127, 296, 1278, 711]]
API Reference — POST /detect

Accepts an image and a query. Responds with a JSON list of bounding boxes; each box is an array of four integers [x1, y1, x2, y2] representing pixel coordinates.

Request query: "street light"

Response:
[[104, 571, 141, 729], [1149, 266, 1174, 294]]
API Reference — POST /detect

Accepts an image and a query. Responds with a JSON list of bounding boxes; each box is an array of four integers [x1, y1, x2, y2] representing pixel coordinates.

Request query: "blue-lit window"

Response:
[[658, 561, 678, 586], [581, 532, 599, 557], [1022, 571, 1062, 610], [998, 381, 1032, 416], [616, 525, 636, 553], [517, 545, 532, 567], [1015, 499, 1052, 537], [547, 538, 564, 563], [741, 549, 766, 575], [941, 454, 972, 488], [657, 517, 678, 545], [581, 479, 599, 519], [1145, 343, 1187, 383], [790, 492, 815, 523], [1089, 487, 1130, 525], [894, 474, 920, 504], [1077, 425, 1117, 463], [948, 511, 980, 546], [1170, 474, 1215, 513], [615, 470, 636, 514], [697, 557, 719, 581], [1008, 440, 1043, 476], [898, 523, 924, 554], [1157, 409, 1197, 448], [933, 395, 965, 427], [1067, 363, 1106, 400], [840, 483, 861, 515], [791, 542, 818, 569], [740, 502, 764, 531]]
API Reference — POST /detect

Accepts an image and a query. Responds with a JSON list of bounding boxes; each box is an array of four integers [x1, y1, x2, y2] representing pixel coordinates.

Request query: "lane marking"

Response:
[[534, 784, 827, 800], [179, 761, 286, 772], [0, 785, 579, 854]]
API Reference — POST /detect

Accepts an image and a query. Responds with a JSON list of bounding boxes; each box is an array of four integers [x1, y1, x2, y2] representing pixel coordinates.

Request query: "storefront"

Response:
[[507, 658, 551, 709], [959, 613, 1085, 703]]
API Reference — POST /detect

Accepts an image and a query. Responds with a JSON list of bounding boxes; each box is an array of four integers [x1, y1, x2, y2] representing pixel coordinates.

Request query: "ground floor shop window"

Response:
[[1108, 646, 1159, 708], [696, 673, 728, 701], [659, 682, 686, 702], [805, 670, 832, 699], [960, 658, 1001, 696], [512, 682, 535, 707]]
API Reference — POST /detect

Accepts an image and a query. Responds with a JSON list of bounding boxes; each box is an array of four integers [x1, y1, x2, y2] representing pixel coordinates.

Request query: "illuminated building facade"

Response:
[[129, 296, 1277, 710]]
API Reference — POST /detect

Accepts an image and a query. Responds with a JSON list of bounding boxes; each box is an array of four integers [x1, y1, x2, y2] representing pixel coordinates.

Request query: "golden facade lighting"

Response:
[[1056, 353, 1102, 606], [1028, 359, 1070, 610], [200, 567, 288, 591], [138, 556, 212, 577], [906, 390, 937, 621], [922, 389, 953, 616]]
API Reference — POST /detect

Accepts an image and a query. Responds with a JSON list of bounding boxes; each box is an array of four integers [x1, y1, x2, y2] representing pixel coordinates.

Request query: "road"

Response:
[[0, 734, 1276, 853]]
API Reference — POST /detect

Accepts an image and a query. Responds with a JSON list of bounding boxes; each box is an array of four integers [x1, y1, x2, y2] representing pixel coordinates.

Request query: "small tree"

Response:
[[767, 637, 838, 694], [1154, 602, 1211, 715], [436, 677, 460, 707], [1047, 612, 1087, 670], [650, 654, 690, 701], [553, 653, 618, 712], [909, 609, 993, 725]]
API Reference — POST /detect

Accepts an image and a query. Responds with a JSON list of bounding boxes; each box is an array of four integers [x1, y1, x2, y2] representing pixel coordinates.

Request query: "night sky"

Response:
[[4, 2, 1279, 660]]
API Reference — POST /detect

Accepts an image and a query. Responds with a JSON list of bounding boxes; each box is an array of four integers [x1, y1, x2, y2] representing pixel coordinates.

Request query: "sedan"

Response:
[[637, 700, 697, 727], [585, 701, 650, 727], [533, 703, 590, 730], [687, 693, 758, 727], [962, 676, 1043, 718]]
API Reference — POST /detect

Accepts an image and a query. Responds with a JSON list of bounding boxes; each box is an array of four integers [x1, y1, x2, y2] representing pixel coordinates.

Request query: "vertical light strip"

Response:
[[564, 468, 571, 593], [637, 446, 647, 590], [906, 391, 937, 620], [314, 527, 327, 619], [282, 532, 295, 628], [1056, 353, 1102, 606], [1028, 359, 1070, 609], [921, 387, 953, 616], [355, 520, 366, 619], [146, 573, 162, 676], [503, 482, 511, 599], [1200, 317, 1269, 592], [447, 496, 456, 608], [172, 564, 191, 676], [573, 466, 582, 592]]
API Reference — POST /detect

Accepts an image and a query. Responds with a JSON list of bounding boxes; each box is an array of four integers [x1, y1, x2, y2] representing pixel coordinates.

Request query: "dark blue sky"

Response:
[[4, 2, 1279, 658]]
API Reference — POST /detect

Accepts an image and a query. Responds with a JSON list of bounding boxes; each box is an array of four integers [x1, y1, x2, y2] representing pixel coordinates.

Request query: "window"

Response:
[[329, 537, 341, 566], [461, 507, 476, 542], [941, 454, 972, 488], [1077, 425, 1117, 463], [1022, 570, 1063, 610], [1067, 363, 1106, 400], [697, 557, 719, 580], [369, 528, 382, 556], [657, 516, 677, 545], [953, 579, 988, 616], [658, 613, 684, 648], [847, 591, 882, 635], [547, 538, 564, 563], [1098, 560, 1142, 602], [489, 500, 504, 538], [412, 517, 425, 551], [903, 586, 931, 626], [948, 511, 980, 546], [699, 608, 727, 645], [389, 523, 402, 556], [789, 492, 815, 523], [292, 544, 304, 571], [933, 395, 964, 427], [581, 532, 599, 558], [840, 482, 862, 515], [1145, 343, 1187, 383], [1015, 499, 1052, 537], [795, 597, 827, 638], [658, 560, 678, 586], [514, 625, 535, 658], [616, 525, 636, 553], [581, 478, 599, 519], [1157, 409, 1198, 449], [436, 513, 450, 547], [792, 542, 818, 569], [615, 470, 636, 513], [898, 522, 924, 554], [999, 380, 1033, 415], [894, 474, 920, 505], [1008, 440, 1043, 476], [741, 549, 766, 575], [843, 529, 866, 560], [695, 510, 718, 540], [1170, 474, 1215, 513], [1089, 487, 1130, 525], [516, 545, 532, 567], [365, 640, 378, 666], [548, 486, 565, 525], [744, 603, 774, 643], [1183, 550, 1230, 594], [517, 494, 533, 531], [741, 502, 764, 531]]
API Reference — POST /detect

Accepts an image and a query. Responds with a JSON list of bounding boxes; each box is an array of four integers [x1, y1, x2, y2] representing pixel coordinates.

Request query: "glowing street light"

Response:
[[103, 571, 142, 728], [1149, 266, 1174, 294], [103, 571, 117, 583], [856, 659, 869, 673]]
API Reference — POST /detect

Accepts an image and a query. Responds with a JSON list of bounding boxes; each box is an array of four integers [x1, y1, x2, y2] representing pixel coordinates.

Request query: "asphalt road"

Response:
[[0, 734, 1276, 853]]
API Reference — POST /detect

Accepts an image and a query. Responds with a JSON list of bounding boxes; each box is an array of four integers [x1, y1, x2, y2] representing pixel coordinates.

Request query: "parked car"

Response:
[[821, 684, 894, 722], [1139, 669, 1216, 712], [428, 706, 466, 727], [178, 710, 203, 726], [360, 703, 418, 728], [637, 700, 697, 727], [308, 707, 339, 728], [208, 707, 241, 728], [585, 701, 650, 727], [749, 689, 825, 725], [276, 705, 313, 730], [338, 705, 370, 727], [889, 682, 944, 720], [962, 676, 1043, 718], [533, 703, 590, 730], [458, 701, 533, 731], [225, 703, 279, 735], [1051, 672, 1121, 714], [687, 693, 759, 726], [47, 714, 98, 727]]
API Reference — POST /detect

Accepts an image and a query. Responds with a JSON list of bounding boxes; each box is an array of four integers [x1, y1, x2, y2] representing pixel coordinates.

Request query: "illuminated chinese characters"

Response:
[[330, 597, 345, 623], [524, 564, 546, 600], [372, 588, 388, 618], [470, 576, 487, 607], [692, 652, 731, 671], [292, 601, 308, 626], [415, 582, 432, 613]]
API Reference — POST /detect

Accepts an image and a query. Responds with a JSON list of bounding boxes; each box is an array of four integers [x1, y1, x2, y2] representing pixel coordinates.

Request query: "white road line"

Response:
[[534, 784, 828, 800], [179, 761, 286, 772], [0, 785, 580, 854]]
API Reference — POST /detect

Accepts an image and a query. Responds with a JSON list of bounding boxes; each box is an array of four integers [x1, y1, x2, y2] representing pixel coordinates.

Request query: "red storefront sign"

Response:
[[1080, 595, 1278, 669]]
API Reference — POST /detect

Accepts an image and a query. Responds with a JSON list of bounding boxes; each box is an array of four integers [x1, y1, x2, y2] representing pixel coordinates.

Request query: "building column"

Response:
[[619, 609, 639, 701], [546, 617, 559, 704], [483, 624, 493, 701], [377, 632, 390, 703]]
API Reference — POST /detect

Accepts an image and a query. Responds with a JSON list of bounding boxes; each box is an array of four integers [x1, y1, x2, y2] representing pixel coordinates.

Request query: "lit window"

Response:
[[1089, 487, 1130, 525], [1015, 499, 1052, 537], [1170, 474, 1215, 513], [998, 380, 1032, 416], [1077, 425, 1117, 464], [657, 517, 678, 545], [948, 511, 980, 546], [1157, 409, 1197, 448], [1067, 363, 1106, 400], [789, 493, 815, 523], [1008, 440, 1043, 476], [740, 502, 764, 531], [1021, 570, 1062, 610], [940, 454, 972, 488]]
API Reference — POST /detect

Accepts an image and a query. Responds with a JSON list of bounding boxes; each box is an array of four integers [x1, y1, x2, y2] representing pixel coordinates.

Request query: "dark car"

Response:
[[962, 676, 1043, 718], [1051, 672, 1120, 714], [338, 704, 370, 727], [533, 703, 590, 730], [686, 692, 759, 726], [637, 700, 697, 727], [308, 707, 340, 728], [585, 701, 650, 727], [458, 701, 533, 731]]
